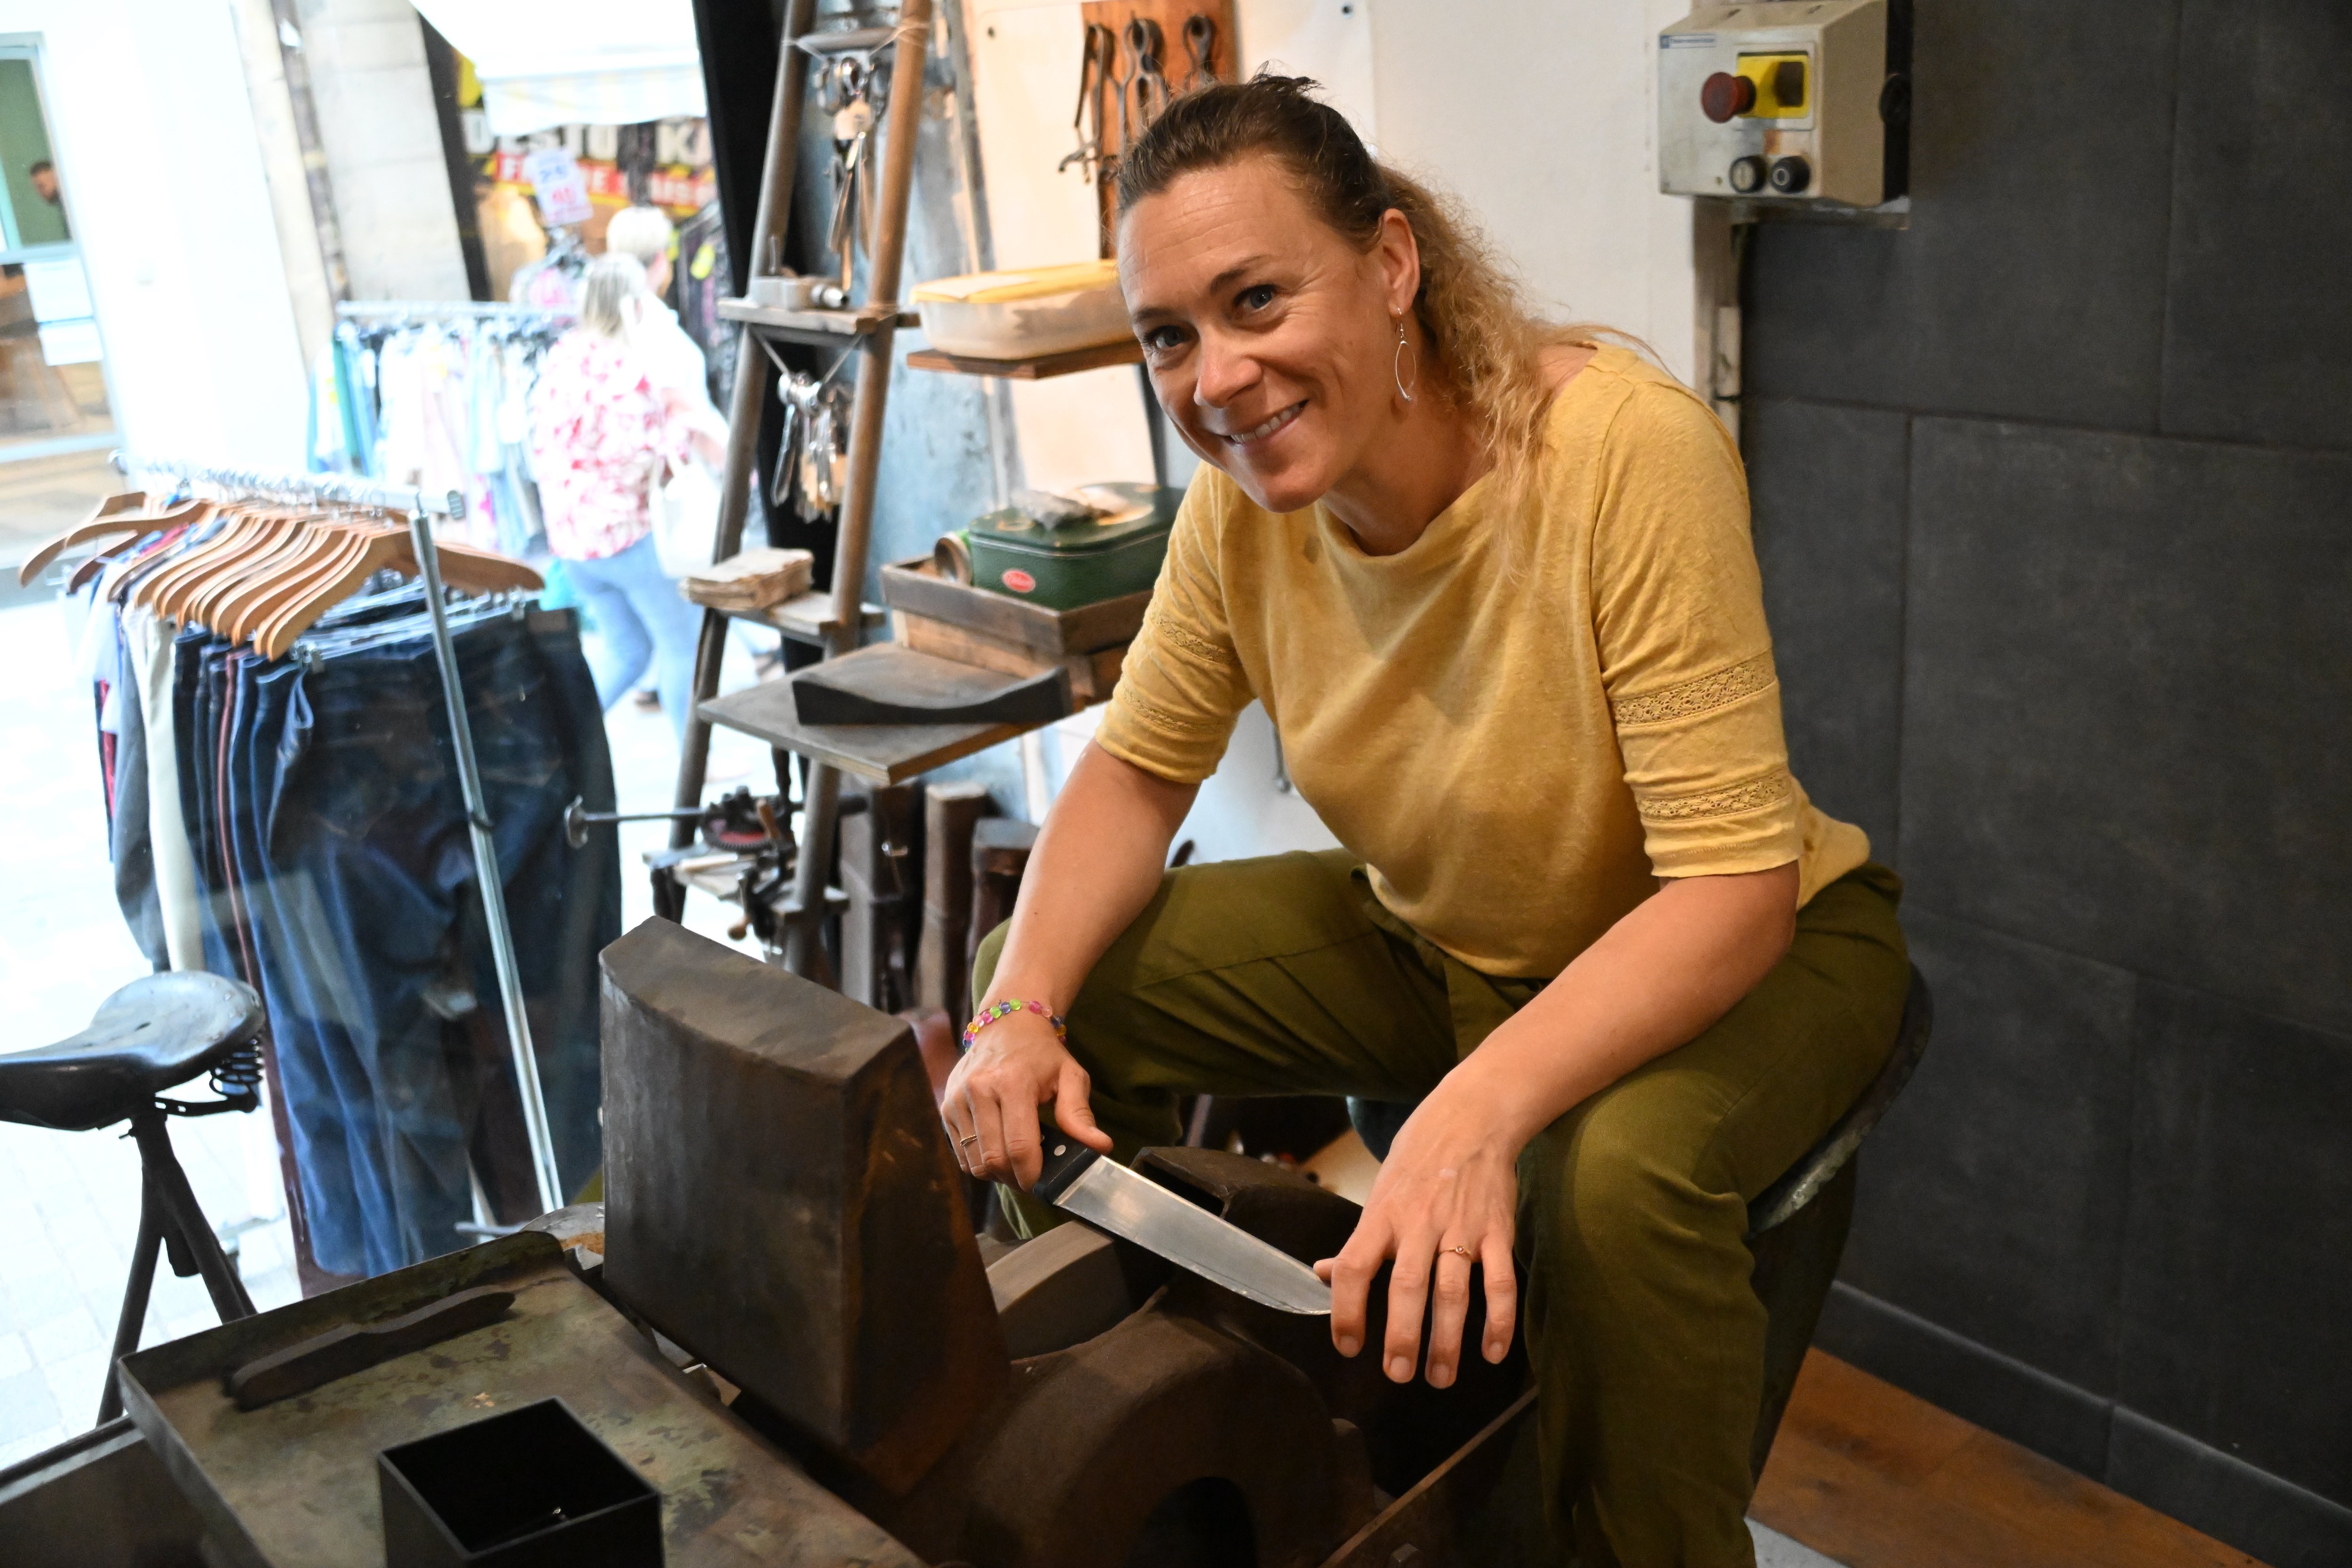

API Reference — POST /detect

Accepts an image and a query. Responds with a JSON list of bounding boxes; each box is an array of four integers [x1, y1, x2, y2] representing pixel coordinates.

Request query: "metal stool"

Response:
[[1348, 963, 1935, 1477], [0, 972, 268, 1421]]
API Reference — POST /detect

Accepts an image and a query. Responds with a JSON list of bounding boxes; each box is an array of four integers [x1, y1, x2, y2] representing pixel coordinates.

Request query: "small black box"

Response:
[[377, 1398, 662, 1567]]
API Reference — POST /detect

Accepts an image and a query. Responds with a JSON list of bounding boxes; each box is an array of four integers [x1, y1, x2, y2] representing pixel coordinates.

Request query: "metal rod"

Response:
[[114, 452, 463, 520], [828, 0, 930, 648], [405, 509, 565, 1215]]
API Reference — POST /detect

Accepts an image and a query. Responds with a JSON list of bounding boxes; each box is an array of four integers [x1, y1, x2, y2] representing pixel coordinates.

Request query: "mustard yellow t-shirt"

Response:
[[1094, 346, 1869, 979]]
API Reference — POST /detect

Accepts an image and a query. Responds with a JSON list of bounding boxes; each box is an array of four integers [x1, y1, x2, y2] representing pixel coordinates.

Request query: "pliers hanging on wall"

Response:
[[1060, 22, 1118, 176], [1126, 17, 1171, 132]]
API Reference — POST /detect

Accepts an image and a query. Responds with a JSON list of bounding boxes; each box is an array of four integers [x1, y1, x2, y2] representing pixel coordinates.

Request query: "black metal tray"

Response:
[[117, 1230, 923, 1568]]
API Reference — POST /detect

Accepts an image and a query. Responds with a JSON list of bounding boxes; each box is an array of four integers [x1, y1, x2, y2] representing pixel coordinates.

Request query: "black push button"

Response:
[[1767, 155, 1812, 193]]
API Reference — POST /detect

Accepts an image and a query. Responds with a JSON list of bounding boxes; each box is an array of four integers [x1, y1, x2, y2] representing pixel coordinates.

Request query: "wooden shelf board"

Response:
[[905, 340, 1144, 380], [717, 299, 917, 342], [699, 678, 1040, 786], [713, 590, 886, 645]]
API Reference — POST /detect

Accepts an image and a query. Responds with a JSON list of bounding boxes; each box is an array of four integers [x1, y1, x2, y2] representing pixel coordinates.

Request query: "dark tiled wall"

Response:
[[1743, 2, 2352, 1562]]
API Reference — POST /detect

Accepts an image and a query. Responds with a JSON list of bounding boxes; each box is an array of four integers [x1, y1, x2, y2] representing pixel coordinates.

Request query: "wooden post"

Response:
[[671, 0, 821, 851], [782, 0, 935, 976], [918, 782, 993, 1017]]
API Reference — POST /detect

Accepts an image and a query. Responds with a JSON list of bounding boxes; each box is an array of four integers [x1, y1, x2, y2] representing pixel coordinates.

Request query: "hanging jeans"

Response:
[[560, 532, 700, 747], [178, 594, 618, 1277]]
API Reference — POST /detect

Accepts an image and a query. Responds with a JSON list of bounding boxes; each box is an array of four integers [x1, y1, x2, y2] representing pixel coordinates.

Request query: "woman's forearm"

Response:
[[1441, 864, 1801, 1150], [983, 741, 1199, 1012]]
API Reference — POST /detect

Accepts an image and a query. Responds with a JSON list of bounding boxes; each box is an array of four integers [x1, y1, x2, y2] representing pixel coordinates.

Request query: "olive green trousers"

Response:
[[975, 851, 1907, 1568]]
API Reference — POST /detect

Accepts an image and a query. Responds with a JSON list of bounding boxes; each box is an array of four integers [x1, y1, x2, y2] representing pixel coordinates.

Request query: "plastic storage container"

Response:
[[965, 483, 1182, 610], [912, 262, 1129, 359]]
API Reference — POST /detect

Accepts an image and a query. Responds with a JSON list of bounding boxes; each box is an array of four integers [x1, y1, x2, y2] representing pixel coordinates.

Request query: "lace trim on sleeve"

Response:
[[1637, 772, 1793, 822], [1117, 689, 1226, 736], [1152, 615, 1232, 667], [1610, 651, 1777, 728]]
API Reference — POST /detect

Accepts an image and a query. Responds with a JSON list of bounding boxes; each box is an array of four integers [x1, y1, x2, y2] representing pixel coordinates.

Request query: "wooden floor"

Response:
[[1754, 1352, 2264, 1568]]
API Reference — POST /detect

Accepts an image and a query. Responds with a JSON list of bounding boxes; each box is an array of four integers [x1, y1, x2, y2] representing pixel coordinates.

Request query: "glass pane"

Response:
[[0, 52, 109, 458], [0, 57, 68, 247]]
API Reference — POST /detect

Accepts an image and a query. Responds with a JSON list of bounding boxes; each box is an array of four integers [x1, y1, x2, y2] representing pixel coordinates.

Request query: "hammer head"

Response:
[[598, 918, 1007, 1492]]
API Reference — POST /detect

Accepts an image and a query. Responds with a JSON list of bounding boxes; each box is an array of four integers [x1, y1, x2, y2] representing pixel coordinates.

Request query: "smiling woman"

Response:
[[1114, 80, 1590, 550], [938, 74, 1908, 1567]]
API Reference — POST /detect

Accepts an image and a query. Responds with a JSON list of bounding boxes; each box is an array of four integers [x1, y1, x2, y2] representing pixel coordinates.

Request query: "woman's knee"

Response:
[[1526, 1096, 1732, 1275]]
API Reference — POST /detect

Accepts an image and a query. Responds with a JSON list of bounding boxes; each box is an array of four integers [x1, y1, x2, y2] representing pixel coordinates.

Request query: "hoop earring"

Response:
[[1393, 316, 1419, 405]]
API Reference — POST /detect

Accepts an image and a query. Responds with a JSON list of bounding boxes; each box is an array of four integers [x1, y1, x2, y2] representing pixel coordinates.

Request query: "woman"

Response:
[[942, 77, 1907, 1566], [529, 254, 723, 744]]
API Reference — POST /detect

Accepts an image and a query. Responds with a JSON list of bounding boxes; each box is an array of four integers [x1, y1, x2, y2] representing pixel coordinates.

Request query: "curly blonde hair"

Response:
[[1115, 73, 1617, 517]]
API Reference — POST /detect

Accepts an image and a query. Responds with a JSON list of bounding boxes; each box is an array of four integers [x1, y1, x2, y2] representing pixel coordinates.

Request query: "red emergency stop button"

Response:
[[1701, 72, 1756, 123]]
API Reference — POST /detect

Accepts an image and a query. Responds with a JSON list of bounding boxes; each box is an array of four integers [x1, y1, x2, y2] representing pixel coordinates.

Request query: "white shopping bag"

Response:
[[653, 455, 722, 578]]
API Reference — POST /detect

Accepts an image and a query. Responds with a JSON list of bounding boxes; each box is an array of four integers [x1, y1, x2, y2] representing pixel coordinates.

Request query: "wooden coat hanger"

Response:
[[67, 501, 212, 597], [249, 518, 545, 659], [182, 513, 317, 628], [16, 490, 150, 587], [219, 521, 379, 645], [254, 524, 413, 658], [134, 502, 274, 617], [110, 502, 232, 608]]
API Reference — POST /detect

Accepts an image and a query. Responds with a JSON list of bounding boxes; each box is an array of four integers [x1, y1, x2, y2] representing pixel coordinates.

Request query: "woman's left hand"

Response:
[[1315, 1084, 1521, 1387]]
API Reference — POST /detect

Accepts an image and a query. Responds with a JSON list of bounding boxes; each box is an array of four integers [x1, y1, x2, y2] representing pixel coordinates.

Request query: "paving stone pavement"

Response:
[[0, 596, 296, 1467]]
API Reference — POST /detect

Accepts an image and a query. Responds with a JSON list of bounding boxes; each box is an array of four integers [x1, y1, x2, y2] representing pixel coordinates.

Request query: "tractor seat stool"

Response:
[[1347, 963, 1935, 1478], [0, 971, 268, 1424]]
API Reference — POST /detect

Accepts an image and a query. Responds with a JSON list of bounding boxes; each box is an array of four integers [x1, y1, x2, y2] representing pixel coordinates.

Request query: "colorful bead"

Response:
[[960, 998, 1068, 1052]]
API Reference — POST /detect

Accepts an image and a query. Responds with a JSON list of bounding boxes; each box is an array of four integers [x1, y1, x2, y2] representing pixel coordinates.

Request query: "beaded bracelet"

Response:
[[961, 998, 1067, 1053]]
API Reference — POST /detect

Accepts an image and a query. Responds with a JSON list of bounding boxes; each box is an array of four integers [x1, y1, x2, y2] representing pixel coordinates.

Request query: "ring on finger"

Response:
[[1444, 1244, 1474, 1261]]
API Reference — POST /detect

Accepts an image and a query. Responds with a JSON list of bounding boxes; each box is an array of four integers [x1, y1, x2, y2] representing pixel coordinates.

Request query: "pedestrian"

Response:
[[528, 254, 724, 746]]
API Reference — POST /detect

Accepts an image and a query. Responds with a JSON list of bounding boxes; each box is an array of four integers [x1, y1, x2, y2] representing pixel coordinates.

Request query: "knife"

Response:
[[1033, 1134, 1332, 1315]]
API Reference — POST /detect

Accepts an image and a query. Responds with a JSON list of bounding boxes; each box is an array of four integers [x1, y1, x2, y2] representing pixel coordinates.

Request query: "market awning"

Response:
[[408, 0, 707, 137]]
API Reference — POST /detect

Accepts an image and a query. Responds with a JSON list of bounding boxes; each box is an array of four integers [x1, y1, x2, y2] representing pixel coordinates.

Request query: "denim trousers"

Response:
[[561, 531, 701, 746], [177, 592, 618, 1276]]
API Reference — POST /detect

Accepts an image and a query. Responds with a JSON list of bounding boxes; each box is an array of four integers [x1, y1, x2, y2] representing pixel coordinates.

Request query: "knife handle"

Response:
[[1033, 1129, 1100, 1202]]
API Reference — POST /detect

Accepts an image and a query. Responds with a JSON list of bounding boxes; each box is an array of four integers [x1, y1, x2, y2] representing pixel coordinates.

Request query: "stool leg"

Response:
[[95, 1181, 166, 1425], [127, 1109, 257, 1324]]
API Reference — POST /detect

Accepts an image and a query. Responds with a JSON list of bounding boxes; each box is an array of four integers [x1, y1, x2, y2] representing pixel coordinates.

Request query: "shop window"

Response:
[[0, 42, 115, 461]]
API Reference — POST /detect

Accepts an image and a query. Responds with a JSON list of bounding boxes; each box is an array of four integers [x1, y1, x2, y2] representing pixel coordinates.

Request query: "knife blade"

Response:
[[1033, 1135, 1332, 1315]]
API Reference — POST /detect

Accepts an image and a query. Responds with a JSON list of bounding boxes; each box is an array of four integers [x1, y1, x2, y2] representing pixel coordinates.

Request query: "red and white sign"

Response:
[[519, 147, 593, 226], [495, 152, 716, 215], [1001, 569, 1037, 595]]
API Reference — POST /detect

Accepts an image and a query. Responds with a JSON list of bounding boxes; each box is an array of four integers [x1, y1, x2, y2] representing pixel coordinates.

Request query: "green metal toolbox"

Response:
[[965, 483, 1183, 611]]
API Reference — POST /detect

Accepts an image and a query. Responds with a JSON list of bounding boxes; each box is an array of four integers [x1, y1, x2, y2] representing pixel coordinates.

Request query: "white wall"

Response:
[[956, 0, 1706, 854], [961, 0, 1155, 495], [0, 1, 311, 469], [297, 0, 469, 302], [1368, 0, 1702, 386]]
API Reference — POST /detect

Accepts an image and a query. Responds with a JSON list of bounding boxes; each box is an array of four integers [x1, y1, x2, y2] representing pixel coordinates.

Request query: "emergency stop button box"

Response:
[[1659, 0, 1894, 207]]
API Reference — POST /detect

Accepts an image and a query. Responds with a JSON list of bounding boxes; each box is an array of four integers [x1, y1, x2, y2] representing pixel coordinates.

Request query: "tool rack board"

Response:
[[1081, 0, 1238, 253]]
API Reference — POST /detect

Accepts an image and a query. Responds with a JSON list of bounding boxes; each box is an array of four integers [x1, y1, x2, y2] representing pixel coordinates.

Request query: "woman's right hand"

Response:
[[941, 1007, 1114, 1188]]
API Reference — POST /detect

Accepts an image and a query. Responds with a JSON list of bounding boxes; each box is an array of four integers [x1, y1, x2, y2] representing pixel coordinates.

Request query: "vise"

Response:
[[600, 917, 1533, 1568]]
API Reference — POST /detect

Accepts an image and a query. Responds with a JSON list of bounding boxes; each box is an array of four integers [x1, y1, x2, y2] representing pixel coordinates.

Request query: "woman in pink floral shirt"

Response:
[[530, 255, 722, 745]]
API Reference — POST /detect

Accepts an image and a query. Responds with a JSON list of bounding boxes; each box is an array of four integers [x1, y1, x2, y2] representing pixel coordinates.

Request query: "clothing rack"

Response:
[[111, 452, 568, 1218], [336, 301, 576, 322]]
